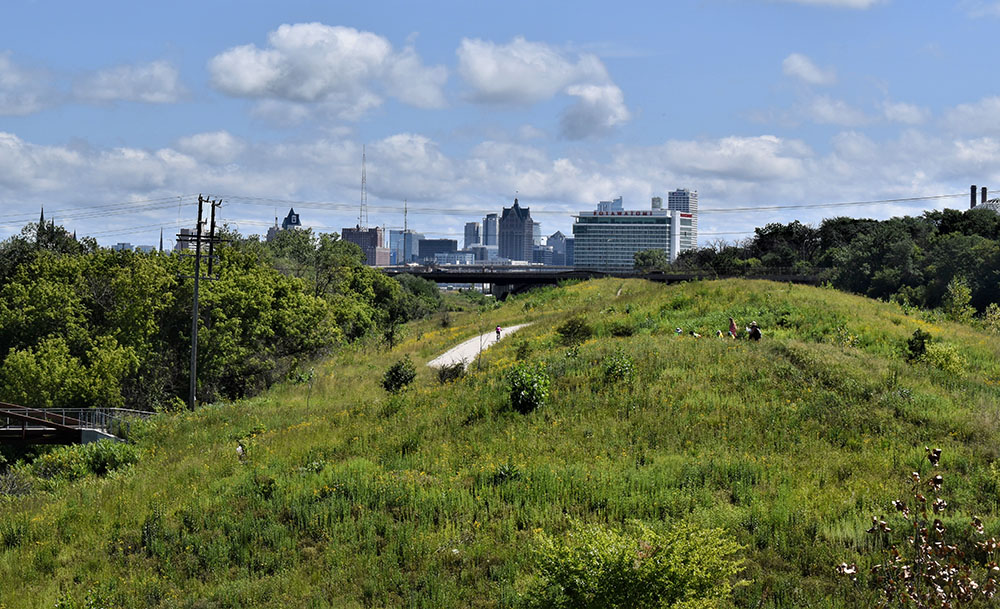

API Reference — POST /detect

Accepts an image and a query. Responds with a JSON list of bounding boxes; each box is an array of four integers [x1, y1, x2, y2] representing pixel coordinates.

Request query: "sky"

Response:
[[2, 0, 1000, 248]]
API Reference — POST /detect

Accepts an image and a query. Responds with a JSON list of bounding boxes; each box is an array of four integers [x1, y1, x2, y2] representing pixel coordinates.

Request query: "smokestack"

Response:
[[982, 187, 988, 206], [972, 185, 977, 208]]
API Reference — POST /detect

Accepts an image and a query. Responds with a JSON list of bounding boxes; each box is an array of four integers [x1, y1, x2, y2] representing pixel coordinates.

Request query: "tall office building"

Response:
[[498, 199, 534, 262], [572, 199, 696, 270], [482, 213, 499, 246], [667, 189, 698, 247], [532, 221, 541, 246], [651, 196, 663, 209], [597, 196, 624, 212], [342, 225, 390, 266], [464, 222, 481, 249], [389, 229, 423, 264]]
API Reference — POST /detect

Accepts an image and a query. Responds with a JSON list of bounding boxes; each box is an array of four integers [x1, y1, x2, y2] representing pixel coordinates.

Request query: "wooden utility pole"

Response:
[[182, 195, 223, 410]]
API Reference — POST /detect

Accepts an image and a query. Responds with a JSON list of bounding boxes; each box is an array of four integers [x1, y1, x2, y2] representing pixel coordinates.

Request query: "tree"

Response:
[[633, 249, 668, 271]]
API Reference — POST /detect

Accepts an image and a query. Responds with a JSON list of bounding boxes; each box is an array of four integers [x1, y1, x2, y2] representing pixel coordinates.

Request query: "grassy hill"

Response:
[[2, 278, 1000, 608]]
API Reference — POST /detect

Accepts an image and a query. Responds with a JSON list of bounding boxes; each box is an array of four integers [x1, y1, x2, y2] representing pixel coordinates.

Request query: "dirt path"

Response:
[[427, 323, 532, 369]]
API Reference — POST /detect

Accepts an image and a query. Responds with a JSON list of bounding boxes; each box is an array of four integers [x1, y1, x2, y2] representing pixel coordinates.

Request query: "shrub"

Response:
[[942, 277, 975, 323], [602, 350, 635, 385], [507, 362, 550, 414], [31, 440, 137, 480], [905, 329, 932, 362], [381, 356, 417, 393], [525, 520, 743, 609], [606, 319, 636, 337], [437, 361, 466, 384], [921, 342, 966, 375], [557, 315, 593, 346], [983, 303, 1000, 335]]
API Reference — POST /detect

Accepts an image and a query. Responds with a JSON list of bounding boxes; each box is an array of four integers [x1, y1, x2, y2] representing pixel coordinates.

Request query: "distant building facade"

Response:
[[667, 189, 698, 247], [389, 229, 423, 264], [464, 222, 481, 249], [417, 238, 457, 263], [267, 208, 303, 242], [342, 225, 390, 266], [482, 213, 499, 246], [498, 199, 534, 262], [572, 198, 696, 270]]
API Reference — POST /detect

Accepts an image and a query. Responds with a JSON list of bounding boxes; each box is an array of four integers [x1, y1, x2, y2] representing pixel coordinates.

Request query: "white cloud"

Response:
[[74, 60, 184, 104], [457, 37, 629, 139], [782, 53, 836, 86], [0, 52, 52, 115], [881, 100, 930, 125], [656, 135, 810, 181], [560, 84, 630, 139], [944, 97, 1000, 134], [804, 96, 868, 126], [960, 1, 1000, 17], [208, 23, 446, 122], [457, 37, 608, 104], [175, 131, 247, 165]]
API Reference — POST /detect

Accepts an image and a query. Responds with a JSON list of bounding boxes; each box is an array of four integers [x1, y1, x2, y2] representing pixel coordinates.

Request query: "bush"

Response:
[[507, 362, 550, 414], [437, 361, 466, 384], [525, 520, 743, 609], [602, 350, 635, 385], [921, 342, 966, 375], [606, 319, 636, 337], [31, 440, 137, 480], [557, 316, 593, 346], [905, 329, 932, 361], [381, 356, 417, 393]]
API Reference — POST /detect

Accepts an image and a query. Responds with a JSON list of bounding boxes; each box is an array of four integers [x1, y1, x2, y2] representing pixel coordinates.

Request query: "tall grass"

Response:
[[2, 278, 999, 608]]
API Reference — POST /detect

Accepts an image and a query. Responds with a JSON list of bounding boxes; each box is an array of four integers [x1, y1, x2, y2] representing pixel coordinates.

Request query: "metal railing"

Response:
[[0, 407, 152, 441]]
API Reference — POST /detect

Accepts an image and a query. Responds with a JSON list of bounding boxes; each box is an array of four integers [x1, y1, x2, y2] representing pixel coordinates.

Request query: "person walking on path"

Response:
[[728, 317, 738, 339], [496, 325, 502, 341]]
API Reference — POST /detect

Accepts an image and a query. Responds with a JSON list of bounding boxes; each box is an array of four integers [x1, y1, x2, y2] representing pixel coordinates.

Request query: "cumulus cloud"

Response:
[[457, 36, 629, 139], [944, 96, 1000, 134], [782, 53, 836, 86], [804, 96, 868, 126], [74, 60, 185, 104], [0, 52, 53, 115], [174, 131, 247, 165], [208, 23, 446, 122], [882, 100, 930, 125]]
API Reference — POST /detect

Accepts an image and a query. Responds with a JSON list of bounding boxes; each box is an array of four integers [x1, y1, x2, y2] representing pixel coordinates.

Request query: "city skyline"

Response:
[[2, 2, 1000, 246]]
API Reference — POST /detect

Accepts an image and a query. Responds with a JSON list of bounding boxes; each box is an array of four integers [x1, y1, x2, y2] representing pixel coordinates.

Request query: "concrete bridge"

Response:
[[381, 265, 824, 298], [0, 403, 150, 445]]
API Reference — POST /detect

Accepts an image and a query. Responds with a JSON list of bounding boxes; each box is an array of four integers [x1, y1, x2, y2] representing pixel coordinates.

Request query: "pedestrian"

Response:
[[748, 321, 762, 341], [496, 325, 502, 341], [728, 317, 738, 339]]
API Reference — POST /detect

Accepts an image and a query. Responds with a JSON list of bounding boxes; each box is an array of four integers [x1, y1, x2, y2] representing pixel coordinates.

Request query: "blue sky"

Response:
[[2, 0, 1000, 246]]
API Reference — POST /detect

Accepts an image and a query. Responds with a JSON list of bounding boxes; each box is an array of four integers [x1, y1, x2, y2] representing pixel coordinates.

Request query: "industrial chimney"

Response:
[[972, 185, 978, 209], [982, 187, 988, 206]]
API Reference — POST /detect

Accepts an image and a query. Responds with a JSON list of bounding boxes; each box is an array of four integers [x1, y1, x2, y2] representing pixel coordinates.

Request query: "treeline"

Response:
[[0, 221, 443, 411], [648, 207, 1000, 313]]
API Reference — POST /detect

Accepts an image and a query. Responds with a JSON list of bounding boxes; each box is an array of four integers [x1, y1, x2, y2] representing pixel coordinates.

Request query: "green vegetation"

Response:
[[2, 278, 1000, 608], [662, 208, 1000, 319], [0, 222, 451, 413]]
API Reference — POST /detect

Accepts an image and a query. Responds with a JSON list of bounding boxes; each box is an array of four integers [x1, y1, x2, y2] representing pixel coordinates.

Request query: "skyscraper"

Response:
[[667, 189, 698, 246], [464, 221, 481, 249], [498, 199, 534, 262], [482, 213, 499, 246], [342, 225, 389, 266]]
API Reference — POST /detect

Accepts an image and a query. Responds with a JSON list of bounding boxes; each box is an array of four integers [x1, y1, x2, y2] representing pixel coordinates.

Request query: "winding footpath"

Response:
[[427, 323, 532, 369]]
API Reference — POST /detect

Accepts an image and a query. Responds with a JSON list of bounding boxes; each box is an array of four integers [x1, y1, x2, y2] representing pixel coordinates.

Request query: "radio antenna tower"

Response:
[[360, 145, 368, 229], [403, 198, 408, 232]]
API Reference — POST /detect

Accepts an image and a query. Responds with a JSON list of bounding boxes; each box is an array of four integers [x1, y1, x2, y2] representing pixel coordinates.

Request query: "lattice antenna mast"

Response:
[[360, 145, 368, 229], [404, 198, 408, 232]]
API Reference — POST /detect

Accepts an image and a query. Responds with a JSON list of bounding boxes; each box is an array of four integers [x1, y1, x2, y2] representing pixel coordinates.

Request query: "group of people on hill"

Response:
[[675, 317, 761, 341]]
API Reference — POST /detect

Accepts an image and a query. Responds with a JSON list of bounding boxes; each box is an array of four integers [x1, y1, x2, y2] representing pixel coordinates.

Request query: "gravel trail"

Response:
[[426, 323, 532, 369]]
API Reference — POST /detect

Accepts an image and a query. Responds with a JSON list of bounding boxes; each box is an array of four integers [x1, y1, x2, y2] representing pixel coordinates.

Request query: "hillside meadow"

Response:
[[2, 278, 1000, 608]]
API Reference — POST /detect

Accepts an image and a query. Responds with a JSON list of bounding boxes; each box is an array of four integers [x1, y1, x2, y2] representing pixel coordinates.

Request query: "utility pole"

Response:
[[181, 195, 224, 410]]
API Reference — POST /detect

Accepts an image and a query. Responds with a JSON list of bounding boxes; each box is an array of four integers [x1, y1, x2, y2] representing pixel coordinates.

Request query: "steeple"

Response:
[[39, 206, 44, 225]]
